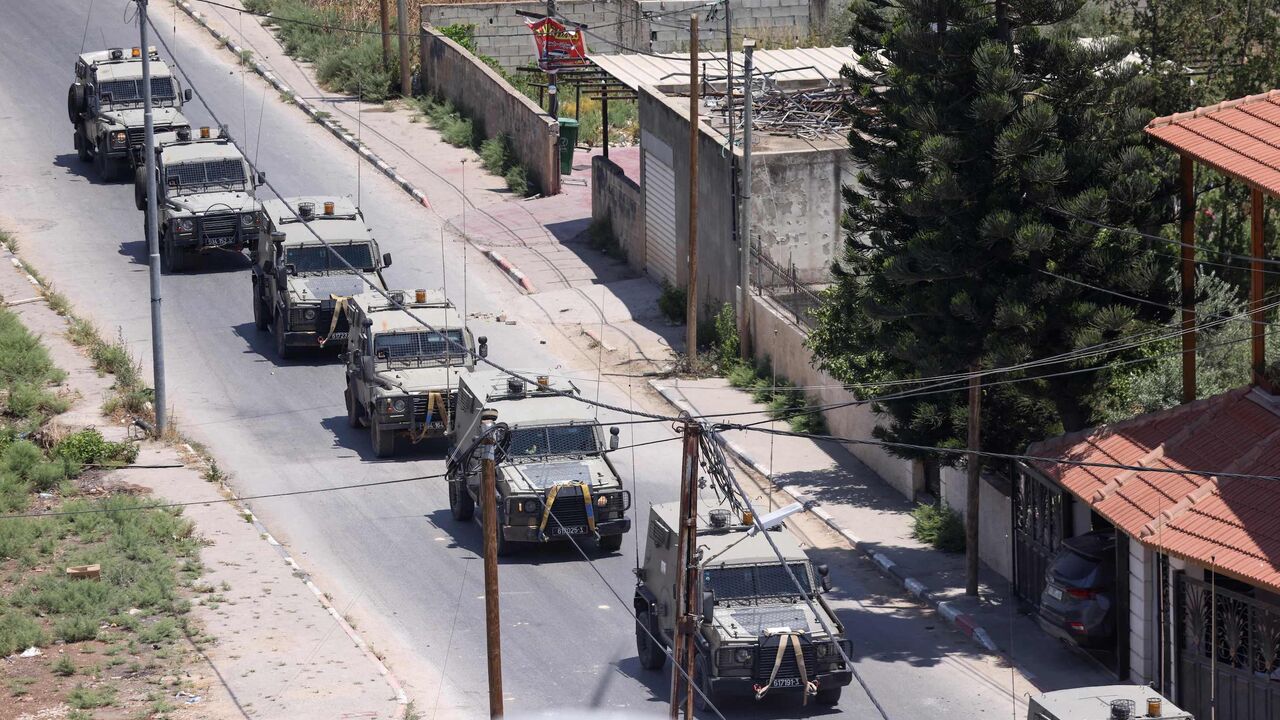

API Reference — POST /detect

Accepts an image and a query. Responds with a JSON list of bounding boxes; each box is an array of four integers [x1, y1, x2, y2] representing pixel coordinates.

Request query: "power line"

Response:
[[1052, 208, 1280, 268]]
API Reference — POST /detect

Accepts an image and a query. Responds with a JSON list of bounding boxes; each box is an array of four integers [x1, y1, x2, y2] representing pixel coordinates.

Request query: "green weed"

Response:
[[55, 428, 137, 467], [0, 611, 46, 656], [67, 683, 116, 709], [910, 503, 966, 553], [658, 282, 687, 324], [52, 654, 77, 676]]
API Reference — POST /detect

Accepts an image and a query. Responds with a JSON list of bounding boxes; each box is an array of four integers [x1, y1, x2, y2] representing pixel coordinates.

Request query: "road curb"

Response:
[[647, 381, 1003, 657], [476, 246, 538, 293], [173, 0, 431, 212]]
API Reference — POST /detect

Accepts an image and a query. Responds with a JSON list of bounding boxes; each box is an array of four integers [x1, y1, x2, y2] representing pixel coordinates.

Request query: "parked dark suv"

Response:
[[1038, 530, 1117, 649]]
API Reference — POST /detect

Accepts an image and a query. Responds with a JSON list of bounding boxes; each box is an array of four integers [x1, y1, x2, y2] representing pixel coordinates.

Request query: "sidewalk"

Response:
[[174, 0, 680, 372], [1, 247, 405, 719], [651, 376, 1115, 690]]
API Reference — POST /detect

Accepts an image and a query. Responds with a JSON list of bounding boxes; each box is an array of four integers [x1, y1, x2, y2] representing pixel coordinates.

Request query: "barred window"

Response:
[[166, 159, 247, 190], [508, 425, 599, 457], [705, 563, 813, 600], [373, 329, 465, 362], [97, 77, 174, 103]]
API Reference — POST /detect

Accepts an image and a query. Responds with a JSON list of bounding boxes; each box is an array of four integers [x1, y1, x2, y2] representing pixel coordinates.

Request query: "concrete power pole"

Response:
[[685, 15, 700, 363], [480, 409, 504, 717], [737, 38, 755, 361], [965, 371, 981, 596], [668, 420, 701, 719], [137, 0, 168, 436], [379, 0, 392, 72], [396, 0, 412, 96]]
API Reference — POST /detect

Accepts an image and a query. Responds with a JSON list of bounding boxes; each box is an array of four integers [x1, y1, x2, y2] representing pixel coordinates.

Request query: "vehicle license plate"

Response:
[[328, 332, 348, 341], [1047, 585, 1064, 601], [772, 677, 802, 688], [551, 525, 588, 536]]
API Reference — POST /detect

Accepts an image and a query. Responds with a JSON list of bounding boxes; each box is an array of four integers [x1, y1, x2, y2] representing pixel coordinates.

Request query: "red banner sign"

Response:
[[526, 17, 588, 69]]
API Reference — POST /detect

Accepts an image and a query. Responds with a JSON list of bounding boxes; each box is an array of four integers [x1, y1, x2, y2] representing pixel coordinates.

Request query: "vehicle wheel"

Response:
[[345, 387, 361, 428], [692, 656, 716, 713], [814, 686, 842, 706], [134, 167, 147, 211], [161, 241, 189, 274], [598, 533, 623, 554], [448, 480, 474, 521], [635, 608, 666, 670], [370, 415, 394, 458], [94, 145, 118, 181], [74, 129, 91, 162], [67, 85, 79, 124], [252, 281, 268, 331], [274, 312, 292, 359]]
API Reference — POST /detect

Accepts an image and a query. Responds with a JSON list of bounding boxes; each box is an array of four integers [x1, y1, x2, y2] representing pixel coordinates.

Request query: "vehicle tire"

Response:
[[274, 313, 292, 359], [67, 85, 79, 124], [635, 609, 666, 671], [134, 167, 147, 211], [598, 533, 623, 554], [345, 387, 361, 428], [448, 480, 474, 521], [161, 240, 189, 274], [74, 129, 91, 162], [814, 686, 842, 706], [95, 145, 118, 181], [370, 415, 394, 458], [252, 281, 268, 331], [693, 656, 716, 713]]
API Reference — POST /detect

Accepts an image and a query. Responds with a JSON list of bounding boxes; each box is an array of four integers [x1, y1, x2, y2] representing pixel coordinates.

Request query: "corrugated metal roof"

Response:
[[1146, 90, 1280, 198], [589, 46, 857, 91], [1026, 387, 1280, 593]]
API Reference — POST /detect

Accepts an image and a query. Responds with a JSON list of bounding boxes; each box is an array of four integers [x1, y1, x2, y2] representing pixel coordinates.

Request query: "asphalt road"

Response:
[[0, 2, 1039, 718]]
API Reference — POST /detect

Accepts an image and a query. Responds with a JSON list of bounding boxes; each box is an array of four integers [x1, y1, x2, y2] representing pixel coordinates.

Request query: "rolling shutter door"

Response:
[[643, 132, 678, 285]]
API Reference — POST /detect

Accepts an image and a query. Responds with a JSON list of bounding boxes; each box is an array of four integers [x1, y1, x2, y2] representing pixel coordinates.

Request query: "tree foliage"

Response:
[[809, 0, 1179, 460]]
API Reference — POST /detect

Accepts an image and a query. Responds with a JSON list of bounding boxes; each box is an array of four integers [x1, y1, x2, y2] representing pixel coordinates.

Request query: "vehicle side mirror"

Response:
[[284, 263, 296, 276], [382, 252, 392, 268], [701, 590, 715, 625], [257, 172, 267, 185], [817, 563, 831, 592], [183, 88, 193, 102], [478, 336, 488, 358], [609, 426, 620, 451]]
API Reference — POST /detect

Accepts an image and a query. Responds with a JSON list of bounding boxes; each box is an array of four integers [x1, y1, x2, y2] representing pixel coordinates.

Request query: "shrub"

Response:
[[658, 282, 686, 324], [29, 461, 72, 493], [0, 310, 65, 388], [55, 429, 136, 467], [0, 611, 46, 656], [137, 617, 179, 645], [480, 134, 516, 175], [55, 615, 99, 643], [440, 115, 476, 148], [726, 362, 758, 389], [713, 303, 739, 366], [67, 684, 116, 709], [2, 441, 43, 480], [503, 165, 530, 196], [910, 503, 966, 553], [7, 383, 69, 420], [52, 654, 76, 676], [0, 474, 29, 512], [440, 23, 478, 52]]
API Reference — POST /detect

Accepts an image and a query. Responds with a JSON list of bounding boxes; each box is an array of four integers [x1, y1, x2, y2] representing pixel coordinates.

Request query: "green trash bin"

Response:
[[558, 118, 579, 176]]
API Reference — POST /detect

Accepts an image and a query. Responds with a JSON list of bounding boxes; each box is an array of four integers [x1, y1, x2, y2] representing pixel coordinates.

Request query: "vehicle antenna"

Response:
[[79, 0, 96, 54], [357, 80, 362, 207], [441, 226, 451, 402]]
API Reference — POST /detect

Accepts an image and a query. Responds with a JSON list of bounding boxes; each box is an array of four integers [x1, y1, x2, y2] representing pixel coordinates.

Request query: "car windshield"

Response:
[[165, 159, 247, 194], [98, 77, 175, 106], [704, 563, 813, 601], [373, 329, 465, 365], [507, 425, 599, 458], [284, 244, 375, 273]]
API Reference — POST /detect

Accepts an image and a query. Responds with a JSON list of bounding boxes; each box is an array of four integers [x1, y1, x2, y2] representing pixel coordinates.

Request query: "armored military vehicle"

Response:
[[342, 289, 482, 457], [252, 197, 392, 358], [1027, 686, 1189, 720], [633, 503, 851, 708], [136, 126, 263, 273], [68, 46, 192, 181], [446, 370, 630, 556]]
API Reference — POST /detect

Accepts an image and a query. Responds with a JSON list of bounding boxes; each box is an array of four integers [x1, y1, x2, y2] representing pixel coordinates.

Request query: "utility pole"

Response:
[[965, 371, 981, 596], [737, 38, 755, 361], [1180, 157, 1196, 402], [379, 0, 392, 72], [685, 15, 700, 362], [546, 0, 559, 118], [480, 409, 504, 718], [396, 0, 412, 97], [669, 420, 701, 719], [137, 0, 168, 436]]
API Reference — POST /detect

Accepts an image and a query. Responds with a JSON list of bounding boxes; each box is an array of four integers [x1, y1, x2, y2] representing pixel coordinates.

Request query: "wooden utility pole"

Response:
[[1251, 188, 1266, 378], [1180, 156, 1197, 403], [480, 410, 504, 718], [738, 38, 755, 361], [965, 371, 981, 597], [396, 0, 412, 97], [685, 15, 700, 362], [669, 420, 701, 719], [379, 0, 391, 71]]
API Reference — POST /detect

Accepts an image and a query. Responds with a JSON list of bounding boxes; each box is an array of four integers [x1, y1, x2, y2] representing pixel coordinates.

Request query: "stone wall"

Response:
[[420, 0, 815, 70], [419, 24, 561, 195], [591, 156, 646, 272], [748, 146, 849, 284], [940, 466, 1014, 582]]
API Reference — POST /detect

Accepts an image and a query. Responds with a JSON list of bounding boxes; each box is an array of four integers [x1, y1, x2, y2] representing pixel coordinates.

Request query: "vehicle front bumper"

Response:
[[280, 329, 348, 349], [501, 517, 632, 543], [710, 668, 853, 696], [168, 218, 247, 251]]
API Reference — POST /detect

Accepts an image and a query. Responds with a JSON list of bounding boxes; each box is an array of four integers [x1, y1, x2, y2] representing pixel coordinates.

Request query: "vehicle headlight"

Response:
[[175, 219, 194, 232], [241, 213, 257, 228], [519, 498, 541, 514], [110, 130, 127, 146], [303, 308, 317, 321], [816, 643, 828, 658], [734, 648, 753, 664], [717, 647, 753, 667], [390, 398, 406, 413], [596, 494, 609, 507]]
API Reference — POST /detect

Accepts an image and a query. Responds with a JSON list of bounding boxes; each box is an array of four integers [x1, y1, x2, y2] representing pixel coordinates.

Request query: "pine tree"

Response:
[[809, 0, 1179, 460]]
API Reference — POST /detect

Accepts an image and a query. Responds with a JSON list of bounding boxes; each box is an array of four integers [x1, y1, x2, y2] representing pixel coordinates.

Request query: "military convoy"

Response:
[[634, 503, 851, 708], [252, 197, 391, 358], [447, 371, 630, 555], [342, 289, 484, 457], [69, 47, 192, 181]]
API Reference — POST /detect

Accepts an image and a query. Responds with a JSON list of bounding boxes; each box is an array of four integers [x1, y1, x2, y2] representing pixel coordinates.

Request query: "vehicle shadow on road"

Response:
[[230, 322, 344, 369], [319, 415, 450, 463], [52, 152, 114, 186], [423, 507, 626, 566]]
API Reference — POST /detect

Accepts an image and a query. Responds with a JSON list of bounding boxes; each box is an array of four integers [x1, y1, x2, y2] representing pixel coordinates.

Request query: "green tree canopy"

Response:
[[809, 0, 1179, 459]]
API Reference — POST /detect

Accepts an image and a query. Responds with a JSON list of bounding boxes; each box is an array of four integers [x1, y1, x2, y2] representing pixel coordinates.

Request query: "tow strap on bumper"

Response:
[[537, 482, 597, 540], [753, 631, 818, 704], [317, 294, 349, 347]]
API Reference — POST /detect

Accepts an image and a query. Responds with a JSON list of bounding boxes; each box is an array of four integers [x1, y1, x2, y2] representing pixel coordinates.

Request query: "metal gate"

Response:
[[1012, 468, 1069, 604], [641, 131, 678, 285], [1176, 574, 1280, 720]]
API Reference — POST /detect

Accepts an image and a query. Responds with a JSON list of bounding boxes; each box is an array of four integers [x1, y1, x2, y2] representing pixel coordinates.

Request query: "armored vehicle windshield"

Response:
[[284, 244, 377, 273], [506, 424, 600, 459], [373, 329, 467, 366], [164, 157, 249, 195]]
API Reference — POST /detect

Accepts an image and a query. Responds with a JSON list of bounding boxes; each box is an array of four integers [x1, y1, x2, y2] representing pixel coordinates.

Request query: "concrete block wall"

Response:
[[591, 156, 646, 272], [939, 465, 1014, 582], [749, 148, 846, 283], [419, 24, 561, 195]]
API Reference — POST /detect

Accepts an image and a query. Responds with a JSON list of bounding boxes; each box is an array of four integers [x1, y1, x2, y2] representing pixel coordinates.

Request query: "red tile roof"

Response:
[[1145, 90, 1280, 197], [1027, 387, 1280, 593]]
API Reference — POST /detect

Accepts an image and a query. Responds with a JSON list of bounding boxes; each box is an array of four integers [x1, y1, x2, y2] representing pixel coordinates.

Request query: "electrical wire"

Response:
[[1051, 208, 1280, 267]]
